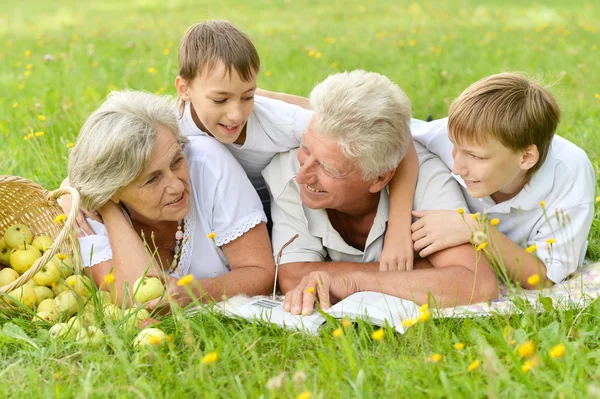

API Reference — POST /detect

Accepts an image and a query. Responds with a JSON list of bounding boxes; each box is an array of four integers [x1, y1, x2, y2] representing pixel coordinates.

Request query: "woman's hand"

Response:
[[59, 177, 99, 236]]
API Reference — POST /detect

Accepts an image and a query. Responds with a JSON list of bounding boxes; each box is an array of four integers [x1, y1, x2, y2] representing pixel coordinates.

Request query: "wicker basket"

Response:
[[0, 175, 82, 298]]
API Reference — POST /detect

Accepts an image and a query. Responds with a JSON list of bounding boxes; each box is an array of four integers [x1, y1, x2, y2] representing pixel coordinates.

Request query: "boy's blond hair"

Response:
[[178, 20, 260, 83], [448, 72, 560, 182]]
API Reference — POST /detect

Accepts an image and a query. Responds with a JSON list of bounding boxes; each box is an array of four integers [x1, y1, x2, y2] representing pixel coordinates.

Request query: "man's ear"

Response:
[[175, 76, 191, 101], [369, 169, 396, 194], [520, 144, 539, 171]]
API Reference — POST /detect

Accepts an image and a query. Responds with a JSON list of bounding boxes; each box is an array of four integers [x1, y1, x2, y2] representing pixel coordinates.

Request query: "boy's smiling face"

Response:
[[450, 136, 536, 203], [176, 61, 257, 145]]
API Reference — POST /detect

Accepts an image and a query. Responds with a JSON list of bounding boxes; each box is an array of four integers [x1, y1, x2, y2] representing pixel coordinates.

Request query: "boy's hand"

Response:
[[379, 233, 414, 271], [411, 210, 473, 257]]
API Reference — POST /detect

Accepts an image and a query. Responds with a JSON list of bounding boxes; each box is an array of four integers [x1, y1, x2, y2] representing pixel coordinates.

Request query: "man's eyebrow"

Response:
[[320, 160, 343, 176]]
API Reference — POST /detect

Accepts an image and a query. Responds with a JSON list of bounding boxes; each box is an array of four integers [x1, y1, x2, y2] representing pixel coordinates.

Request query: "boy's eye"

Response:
[[212, 98, 227, 104], [470, 154, 483, 160], [242, 95, 254, 101]]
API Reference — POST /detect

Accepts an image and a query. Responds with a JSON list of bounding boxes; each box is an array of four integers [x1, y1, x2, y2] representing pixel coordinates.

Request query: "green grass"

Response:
[[1, 0, 600, 397]]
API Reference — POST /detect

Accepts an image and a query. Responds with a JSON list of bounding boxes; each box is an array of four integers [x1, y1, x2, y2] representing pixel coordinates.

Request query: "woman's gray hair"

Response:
[[309, 70, 412, 181], [68, 90, 189, 211]]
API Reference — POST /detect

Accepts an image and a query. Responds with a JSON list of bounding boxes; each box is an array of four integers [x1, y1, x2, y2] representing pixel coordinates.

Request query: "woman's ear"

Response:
[[520, 144, 539, 171], [175, 76, 191, 101], [109, 195, 120, 204]]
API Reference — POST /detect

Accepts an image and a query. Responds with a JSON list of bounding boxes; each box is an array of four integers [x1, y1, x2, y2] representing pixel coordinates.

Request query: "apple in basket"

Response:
[[9, 245, 42, 274], [52, 254, 74, 278], [5, 284, 37, 309], [0, 267, 19, 287], [3, 224, 33, 249], [33, 285, 54, 305], [32, 261, 61, 286], [32, 235, 54, 253], [133, 276, 165, 302], [0, 239, 12, 266], [65, 275, 93, 298], [54, 290, 82, 318]]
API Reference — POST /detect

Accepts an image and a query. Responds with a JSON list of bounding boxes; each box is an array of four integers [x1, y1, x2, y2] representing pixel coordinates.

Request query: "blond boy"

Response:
[[411, 72, 595, 287]]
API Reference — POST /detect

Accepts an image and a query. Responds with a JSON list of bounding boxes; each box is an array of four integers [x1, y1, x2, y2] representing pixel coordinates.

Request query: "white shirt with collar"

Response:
[[412, 117, 596, 283], [178, 95, 313, 203], [78, 136, 267, 279]]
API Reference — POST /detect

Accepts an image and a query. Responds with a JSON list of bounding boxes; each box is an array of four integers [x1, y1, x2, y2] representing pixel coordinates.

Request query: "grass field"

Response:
[[1, 0, 600, 397]]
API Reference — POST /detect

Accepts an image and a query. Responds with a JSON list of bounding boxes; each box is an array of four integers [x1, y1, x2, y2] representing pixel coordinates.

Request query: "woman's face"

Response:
[[113, 126, 191, 223]]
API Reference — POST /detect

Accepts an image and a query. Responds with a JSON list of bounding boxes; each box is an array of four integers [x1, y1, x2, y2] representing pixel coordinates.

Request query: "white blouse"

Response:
[[78, 136, 267, 279]]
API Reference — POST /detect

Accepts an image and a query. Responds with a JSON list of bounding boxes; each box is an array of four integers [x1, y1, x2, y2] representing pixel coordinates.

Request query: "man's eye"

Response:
[[172, 157, 184, 167]]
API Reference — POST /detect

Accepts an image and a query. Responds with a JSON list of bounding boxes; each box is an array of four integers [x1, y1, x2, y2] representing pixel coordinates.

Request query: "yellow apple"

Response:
[[25, 279, 38, 288], [52, 279, 69, 295], [76, 325, 105, 347], [33, 285, 54, 305], [32, 235, 54, 253], [0, 239, 11, 266], [102, 303, 123, 322], [32, 261, 61, 286], [3, 224, 33, 249], [54, 290, 82, 318], [124, 308, 151, 330], [65, 274, 93, 298], [49, 322, 70, 339], [99, 289, 116, 306], [133, 327, 168, 348], [37, 298, 55, 313], [5, 284, 37, 309], [9, 245, 42, 274], [133, 276, 165, 303], [52, 254, 75, 278], [0, 267, 19, 287], [34, 311, 58, 324]]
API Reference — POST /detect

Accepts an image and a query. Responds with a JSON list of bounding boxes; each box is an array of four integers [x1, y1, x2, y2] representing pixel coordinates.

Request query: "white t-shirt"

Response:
[[78, 136, 267, 279], [412, 118, 596, 283], [178, 95, 313, 203]]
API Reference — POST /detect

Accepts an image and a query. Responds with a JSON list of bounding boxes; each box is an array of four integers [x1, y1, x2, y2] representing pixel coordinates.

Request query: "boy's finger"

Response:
[[411, 210, 429, 218], [411, 218, 425, 232]]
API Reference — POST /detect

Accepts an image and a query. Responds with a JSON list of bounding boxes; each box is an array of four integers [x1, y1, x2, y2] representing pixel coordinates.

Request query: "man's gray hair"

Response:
[[68, 90, 188, 211], [309, 70, 412, 180]]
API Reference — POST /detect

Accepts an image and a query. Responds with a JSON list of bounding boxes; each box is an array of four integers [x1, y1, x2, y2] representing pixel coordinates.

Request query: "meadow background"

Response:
[[1, 0, 600, 397]]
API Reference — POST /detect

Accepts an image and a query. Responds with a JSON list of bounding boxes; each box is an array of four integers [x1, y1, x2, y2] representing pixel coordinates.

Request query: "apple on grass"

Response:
[[102, 304, 123, 322], [34, 311, 58, 324], [76, 326, 105, 347], [134, 327, 168, 348], [33, 285, 54, 305], [5, 284, 37, 309], [49, 323, 70, 339], [133, 276, 165, 303], [9, 245, 42, 274], [54, 290, 83, 319], [65, 274, 93, 298], [0, 239, 12, 266], [3, 224, 33, 249], [32, 235, 54, 253], [37, 298, 55, 313], [124, 308, 151, 330], [0, 267, 19, 287], [32, 261, 61, 286]]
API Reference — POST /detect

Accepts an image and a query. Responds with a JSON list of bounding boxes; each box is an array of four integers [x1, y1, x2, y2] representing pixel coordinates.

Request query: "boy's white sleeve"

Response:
[[530, 202, 595, 283], [411, 118, 455, 170]]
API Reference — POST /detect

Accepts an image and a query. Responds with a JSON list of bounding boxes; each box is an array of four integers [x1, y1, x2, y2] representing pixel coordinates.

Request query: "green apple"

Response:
[[133, 327, 168, 348], [124, 308, 151, 330], [33, 285, 54, 305], [32, 235, 54, 253], [65, 274, 93, 298], [52, 254, 75, 278], [34, 311, 58, 324], [49, 322, 70, 339], [76, 325, 105, 347], [0, 267, 19, 287], [0, 239, 11, 266], [37, 298, 55, 313], [32, 261, 61, 286], [67, 315, 86, 334], [133, 276, 165, 302], [54, 290, 82, 318], [102, 303, 123, 322], [52, 279, 69, 295], [25, 279, 38, 288], [6, 284, 37, 309], [9, 245, 42, 274], [3, 224, 33, 249]]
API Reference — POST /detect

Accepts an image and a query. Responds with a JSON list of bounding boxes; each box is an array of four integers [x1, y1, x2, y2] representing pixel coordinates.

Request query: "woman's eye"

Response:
[[146, 176, 158, 185]]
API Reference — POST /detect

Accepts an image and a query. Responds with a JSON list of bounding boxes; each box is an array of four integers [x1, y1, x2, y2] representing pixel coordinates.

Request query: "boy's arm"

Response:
[[255, 88, 311, 110], [379, 140, 418, 271]]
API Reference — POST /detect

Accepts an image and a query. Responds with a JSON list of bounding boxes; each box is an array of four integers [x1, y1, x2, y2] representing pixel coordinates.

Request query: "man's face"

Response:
[[296, 121, 377, 212], [450, 136, 528, 201], [176, 61, 257, 145]]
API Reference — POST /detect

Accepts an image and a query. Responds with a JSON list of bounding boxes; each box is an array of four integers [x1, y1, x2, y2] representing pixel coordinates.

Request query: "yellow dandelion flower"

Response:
[[308, 50, 316, 57], [324, 37, 336, 44], [25, 50, 31, 57], [332, 328, 343, 337], [417, 310, 431, 323], [596, 195, 600, 202], [546, 238, 556, 245], [103, 273, 115, 284], [402, 318, 417, 327], [202, 351, 218, 364], [341, 317, 352, 328], [66, 142, 74, 148], [490, 218, 500, 226], [163, 49, 170, 55], [525, 244, 537, 253], [471, 212, 480, 220], [457, 207, 464, 215], [148, 335, 162, 345], [24, 136, 29, 141], [57, 253, 67, 260], [306, 287, 315, 295], [508, 339, 516, 346], [38, 115, 46, 121], [330, 61, 338, 69], [468, 359, 480, 371], [92, 61, 99, 68], [476, 242, 488, 251], [24, 70, 31, 77], [371, 328, 385, 341], [454, 342, 465, 350], [18, 84, 24, 90], [527, 274, 540, 286], [549, 343, 565, 359], [27, 132, 34, 139], [419, 303, 429, 313], [177, 274, 194, 286], [265, 71, 272, 77], [207, 232, 216, 239], [376, 31, 386, 40], [315, 52, 322, 59], [595, 93, 600, 99], [12, 102, 18, 108], [26, 63, 33, 70], [429, 353, 442, 362], [35, 131, 44, 137], [147, 67, 157, 74], [409, 39, 416, 47], [539, 201, 546, 208], [53, 214, 67, 224], [521, 357, 538, 373], [296, 392, 311, 399], [517, 340, 536, 358]]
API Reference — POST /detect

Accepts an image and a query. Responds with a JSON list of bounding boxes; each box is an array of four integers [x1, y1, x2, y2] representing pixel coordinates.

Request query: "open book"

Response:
[[222, 292, 420, 335]]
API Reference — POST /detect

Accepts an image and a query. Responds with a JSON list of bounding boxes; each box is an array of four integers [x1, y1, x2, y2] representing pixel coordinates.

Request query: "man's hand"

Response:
[[283, 271, 360, 315], [411, 210, 473, 258], [379, 231, 414, 271]]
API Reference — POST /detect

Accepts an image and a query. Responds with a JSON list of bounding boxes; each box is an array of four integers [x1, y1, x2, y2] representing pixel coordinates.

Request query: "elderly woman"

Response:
[[68, 90, 275, 305]]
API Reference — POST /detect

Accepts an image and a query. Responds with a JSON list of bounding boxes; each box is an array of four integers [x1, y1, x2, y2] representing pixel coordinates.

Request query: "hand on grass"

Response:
[[411, 210, 473, 257]]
